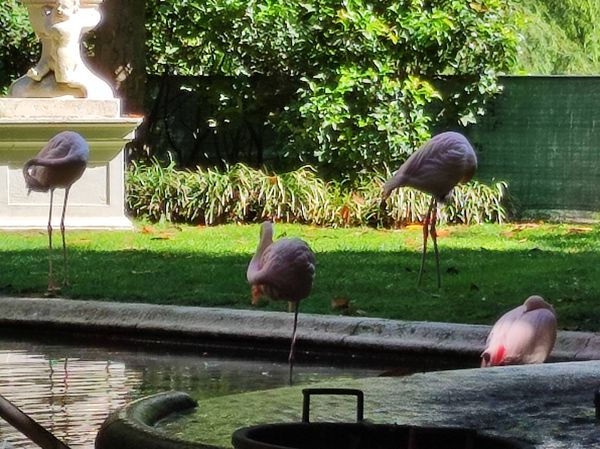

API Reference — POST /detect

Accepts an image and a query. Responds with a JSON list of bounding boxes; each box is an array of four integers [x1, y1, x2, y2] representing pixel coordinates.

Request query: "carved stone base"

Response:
[[9, 72, 114, 100], [0, 98, 141, 230]]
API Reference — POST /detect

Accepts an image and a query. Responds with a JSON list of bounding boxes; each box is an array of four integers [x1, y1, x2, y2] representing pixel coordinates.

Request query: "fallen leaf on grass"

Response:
[[141, 225, 154, 234], [331, 297, 350, 310], [510, 223, 542, 232], [567, 226, 593, 234]]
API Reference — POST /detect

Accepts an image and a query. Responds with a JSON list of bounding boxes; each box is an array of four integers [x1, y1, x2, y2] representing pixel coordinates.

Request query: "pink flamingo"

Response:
[[481, 295, 557, 367], [383, 131, 477, 287], [247, 221, 316, 385], [23, 131, 89, 291]]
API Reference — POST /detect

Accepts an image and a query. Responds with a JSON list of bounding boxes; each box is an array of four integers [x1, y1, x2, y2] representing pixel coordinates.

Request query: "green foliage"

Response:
[[126, 160, 508, 226], [146, 0, 518, 179], [513, 0, 600, 74], [0, 0, 38, 93]]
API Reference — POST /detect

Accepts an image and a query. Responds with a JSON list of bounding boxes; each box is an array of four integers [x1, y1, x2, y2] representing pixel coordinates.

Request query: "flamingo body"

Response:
[[23, 131, 89, 291], [383, 131, 477, 201], [481, 295, 557, 367], [24, 131, 89, 193], [383, 131, 477, 287], [247, 221, 316, 384]]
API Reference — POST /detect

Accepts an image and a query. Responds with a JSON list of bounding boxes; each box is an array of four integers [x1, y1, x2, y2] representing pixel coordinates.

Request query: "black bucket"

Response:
[[232, 388, 533, 449]]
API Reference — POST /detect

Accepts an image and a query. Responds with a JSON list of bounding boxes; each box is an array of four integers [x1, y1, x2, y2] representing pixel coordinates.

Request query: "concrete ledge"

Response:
[[160, 361, 600, 448], [0, 296, 598, 364]]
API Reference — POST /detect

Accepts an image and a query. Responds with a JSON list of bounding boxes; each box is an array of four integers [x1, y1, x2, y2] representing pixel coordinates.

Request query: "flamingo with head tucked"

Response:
[[481, 295, 557, 367], [383, 131, 477, 288], [247, 221, 316, 385], [23, 131, 89, 292]]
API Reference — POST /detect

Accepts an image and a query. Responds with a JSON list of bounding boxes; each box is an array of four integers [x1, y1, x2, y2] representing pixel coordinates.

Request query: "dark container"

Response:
[[232, 388, 533, 449]]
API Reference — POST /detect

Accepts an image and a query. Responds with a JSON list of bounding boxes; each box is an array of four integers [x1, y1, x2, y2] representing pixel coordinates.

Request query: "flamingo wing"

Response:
[[383, 132, 477, 200], [502, 307, 557, 365], [482, 301, 557, 366], [24, 132, 89, 191], [253, 238, 316, 302], [482, 305, 526, 366]]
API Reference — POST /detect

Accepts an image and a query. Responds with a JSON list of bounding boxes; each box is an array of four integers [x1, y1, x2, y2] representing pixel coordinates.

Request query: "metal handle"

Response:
[[301, 388, 364, 423]]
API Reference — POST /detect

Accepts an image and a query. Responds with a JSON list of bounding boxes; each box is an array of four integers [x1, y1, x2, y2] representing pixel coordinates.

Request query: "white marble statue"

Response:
[[9, 0, 114, 100]]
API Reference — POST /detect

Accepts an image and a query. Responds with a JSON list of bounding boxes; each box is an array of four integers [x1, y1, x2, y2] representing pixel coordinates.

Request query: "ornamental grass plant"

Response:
[[126, 161, 508, 227]]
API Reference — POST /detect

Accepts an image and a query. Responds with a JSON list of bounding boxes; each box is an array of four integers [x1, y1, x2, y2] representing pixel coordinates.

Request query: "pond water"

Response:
[[0, 336, 383, 449]]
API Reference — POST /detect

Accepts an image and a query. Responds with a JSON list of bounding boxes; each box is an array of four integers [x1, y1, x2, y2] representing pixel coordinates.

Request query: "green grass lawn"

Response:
[[0, 221, 598, 331]]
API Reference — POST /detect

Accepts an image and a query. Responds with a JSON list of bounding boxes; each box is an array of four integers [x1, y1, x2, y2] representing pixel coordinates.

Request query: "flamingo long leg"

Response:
[[288, 301, 300, 386], [417, 197, 435, 286], [60, 187, 71, 286], [430, 205, 441, 289], [47, 189, 56, 291]]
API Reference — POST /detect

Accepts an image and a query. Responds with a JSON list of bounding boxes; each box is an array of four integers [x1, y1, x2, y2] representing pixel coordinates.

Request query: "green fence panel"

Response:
[[467, 76, 600, 219]]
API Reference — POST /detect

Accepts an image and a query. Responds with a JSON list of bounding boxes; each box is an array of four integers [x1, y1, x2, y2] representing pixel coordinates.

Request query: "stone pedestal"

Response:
[[0, 98, 141, 229]]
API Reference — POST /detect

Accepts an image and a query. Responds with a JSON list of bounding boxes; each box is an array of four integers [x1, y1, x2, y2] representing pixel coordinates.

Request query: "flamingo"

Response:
[[247, 221, 316, 385], [383, 131, 477, 288], [481, 295, 557, 367], [23, 131, 89, 292]]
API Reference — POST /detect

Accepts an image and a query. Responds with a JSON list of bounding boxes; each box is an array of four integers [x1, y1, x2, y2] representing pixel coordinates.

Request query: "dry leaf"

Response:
[[141, 225, 154, 234], [331, 297, 350, 310], [435, 229, 450, 238], [567, 226, 592, 234], [340, 205, 350, 224]]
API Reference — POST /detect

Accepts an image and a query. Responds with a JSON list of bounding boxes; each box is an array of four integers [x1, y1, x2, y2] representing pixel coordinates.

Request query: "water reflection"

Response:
[[0, 338, 381, 449]]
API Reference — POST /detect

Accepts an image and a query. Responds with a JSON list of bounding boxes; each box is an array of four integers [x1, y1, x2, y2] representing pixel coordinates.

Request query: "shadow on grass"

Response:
[[0, 246, 598, 331]]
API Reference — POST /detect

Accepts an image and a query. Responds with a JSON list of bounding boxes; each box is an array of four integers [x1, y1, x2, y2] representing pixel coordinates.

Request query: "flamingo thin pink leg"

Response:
[[417, 197, 435, 286], [47, 189, 56, 292], [60, 187, 70, 286], [430, 205, 441, 289], [288, 301, 300, 386]]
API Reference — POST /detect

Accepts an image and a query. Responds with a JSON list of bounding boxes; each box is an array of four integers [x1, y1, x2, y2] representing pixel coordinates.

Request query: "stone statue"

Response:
[[9, 0, 114, 100]]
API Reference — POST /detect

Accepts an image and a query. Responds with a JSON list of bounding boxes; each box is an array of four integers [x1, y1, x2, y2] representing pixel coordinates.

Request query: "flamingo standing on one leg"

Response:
[[23, 131, 89, 292], [247, 221, 316, 385], [382, 131, 477, 288], [481, 295, 557, 367]]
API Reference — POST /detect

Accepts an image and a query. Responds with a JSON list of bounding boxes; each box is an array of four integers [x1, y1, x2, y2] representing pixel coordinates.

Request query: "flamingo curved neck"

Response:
[[247, 222, 274, 283]]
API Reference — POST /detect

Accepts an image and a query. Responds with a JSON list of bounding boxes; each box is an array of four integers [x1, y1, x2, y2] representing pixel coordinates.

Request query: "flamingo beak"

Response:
[[251, 285, 263, 305], [480, 351, 491, 368]]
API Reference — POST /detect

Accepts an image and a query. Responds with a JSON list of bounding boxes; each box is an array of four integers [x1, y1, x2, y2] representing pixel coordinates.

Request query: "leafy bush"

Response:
[[126, 160, 508, 226], [146, 0, 518, 179], [514, 0, 600, 74], [0, 0, 38, 93]]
